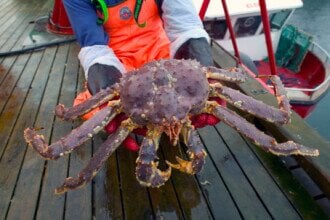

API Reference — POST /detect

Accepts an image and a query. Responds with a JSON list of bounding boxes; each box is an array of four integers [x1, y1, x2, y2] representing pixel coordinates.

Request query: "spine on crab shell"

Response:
[[209, 104, 319, 156], [55, 86, 118, 121], [24, 105, 119, 160]]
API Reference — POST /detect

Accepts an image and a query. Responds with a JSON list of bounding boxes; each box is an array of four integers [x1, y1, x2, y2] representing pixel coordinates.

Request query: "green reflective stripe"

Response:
[[134, 0, 146, 27], [91, 0, 109, 24]]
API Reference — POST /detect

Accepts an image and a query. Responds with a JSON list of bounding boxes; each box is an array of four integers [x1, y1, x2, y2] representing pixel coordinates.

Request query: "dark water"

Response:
[[287, 0, 330, 141]]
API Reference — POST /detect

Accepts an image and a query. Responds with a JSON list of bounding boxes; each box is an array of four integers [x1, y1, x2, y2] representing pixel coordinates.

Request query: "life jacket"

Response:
[[75, 0, 170, 119]]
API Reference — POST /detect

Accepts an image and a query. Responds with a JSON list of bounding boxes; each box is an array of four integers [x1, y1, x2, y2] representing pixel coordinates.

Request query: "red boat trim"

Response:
[[199, 0, 210, 20], [220, 0, 241, 62], [259, 0, 277, 75]]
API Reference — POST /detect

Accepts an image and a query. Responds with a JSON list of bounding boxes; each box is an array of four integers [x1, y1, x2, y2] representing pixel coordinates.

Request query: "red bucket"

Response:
[[47, 0, 74, 35]]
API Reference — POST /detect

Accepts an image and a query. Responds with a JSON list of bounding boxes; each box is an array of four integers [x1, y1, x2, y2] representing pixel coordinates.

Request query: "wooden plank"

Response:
[[0, 0, 53, 111], [188, 129, 242, 219], [3, 45, 69, 220], [214, 123, 301, 219], [92, 135, 124, 220], [0, 52, 30, 113], [195, 146, 242, 219], [0, 0, 15, 14], [65, 141, 93, 220], [117, 147, 153, 219], [211, 41, 330, 198], [0, 51, 40, 219], [198, 126, 271, 219], [160, 136, 214, 220], [194, 155, 242, 219], [148, 138, 185, 220], [0, 3, 20, 35], [65, 66, 92, 220], [245, 141, 329, 219], [36, 43, 79, 220], [0, 0, 52, 51]]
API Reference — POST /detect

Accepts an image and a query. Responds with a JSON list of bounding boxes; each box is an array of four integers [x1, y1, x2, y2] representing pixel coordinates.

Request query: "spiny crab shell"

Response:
[[120, 59, 209, 125]]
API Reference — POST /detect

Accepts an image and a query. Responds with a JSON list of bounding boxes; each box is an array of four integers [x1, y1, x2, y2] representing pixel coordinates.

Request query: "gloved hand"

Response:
[[104, 112, 146, 152], [191, 97, 225, 128], [174, 37, 214, 66], [87, 63, 122, 95]]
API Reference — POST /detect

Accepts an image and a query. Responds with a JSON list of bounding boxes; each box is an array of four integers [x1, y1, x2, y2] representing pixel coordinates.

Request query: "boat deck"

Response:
[[0, 0, 329, 219]]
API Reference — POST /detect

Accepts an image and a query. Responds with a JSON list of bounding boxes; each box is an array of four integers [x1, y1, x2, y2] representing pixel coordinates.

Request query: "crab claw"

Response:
[[136, 162, 172, 187], [135, 136, 171, 187], [168, 125, 207, 175], [167, 150, 206, 175]]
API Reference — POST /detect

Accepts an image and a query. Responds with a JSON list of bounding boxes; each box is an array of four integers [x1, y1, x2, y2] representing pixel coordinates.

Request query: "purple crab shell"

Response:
[[119, 59, 210, 125]]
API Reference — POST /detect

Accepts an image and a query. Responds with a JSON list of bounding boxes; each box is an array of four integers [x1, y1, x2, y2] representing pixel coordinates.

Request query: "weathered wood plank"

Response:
[[0, 0, 15, 14], [198, 126, 271, 219], [0, 50, 39, 218], [0, 0, 53, 112], [64, 66, 92, 220], [191, 129, 242, 219], [148, 138, 185, 220], [92, 135, 124, 220], [245, 140, 329, 219], [0, 4, 20, 33], [0, 45, 66, 219], [0, 0, 52, 52], [65, 141, 93, 220], [214, 123, 301, 219], [2, 44, 68, 219], [0, 52, 32, 115], [161, 136, 214, 220], [36, 43, 79, 220], [195, 155, 242, 219], [117, 147, 153, 219]]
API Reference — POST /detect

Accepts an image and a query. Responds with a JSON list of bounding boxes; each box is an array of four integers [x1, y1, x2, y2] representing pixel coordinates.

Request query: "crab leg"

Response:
[[55, 126, 130, 194], [55, 86, 118, 120], [167, 123, 207, 175], [205, 66, 246, 83], [211, 83, 290, 124], [136, 129, 171, 187], [269, 75, 291, 115], [207, 103, 319, 156], [24, 105, 119, 160]]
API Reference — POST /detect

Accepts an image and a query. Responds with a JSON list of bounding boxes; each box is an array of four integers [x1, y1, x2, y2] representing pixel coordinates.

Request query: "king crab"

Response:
[[24, 59, 319, 194]]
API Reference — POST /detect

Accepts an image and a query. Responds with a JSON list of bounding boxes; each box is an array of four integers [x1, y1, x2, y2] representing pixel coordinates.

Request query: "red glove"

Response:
[[191, 97, 225, 128], [104, 113, 143, 152]]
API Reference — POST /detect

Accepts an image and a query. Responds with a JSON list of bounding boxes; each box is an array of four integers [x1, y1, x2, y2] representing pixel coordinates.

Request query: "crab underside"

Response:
[[24, 59, 319, 194]]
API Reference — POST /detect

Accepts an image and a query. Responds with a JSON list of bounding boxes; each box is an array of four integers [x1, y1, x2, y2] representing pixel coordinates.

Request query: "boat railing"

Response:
[[282, 41, 330, 102]]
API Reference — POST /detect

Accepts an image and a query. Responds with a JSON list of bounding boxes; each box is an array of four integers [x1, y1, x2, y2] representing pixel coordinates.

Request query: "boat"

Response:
[[193, 0, 330, 118]]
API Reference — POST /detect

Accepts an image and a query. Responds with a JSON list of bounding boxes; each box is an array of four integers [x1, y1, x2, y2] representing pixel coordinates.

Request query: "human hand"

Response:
[[87, 63, 122, 95]]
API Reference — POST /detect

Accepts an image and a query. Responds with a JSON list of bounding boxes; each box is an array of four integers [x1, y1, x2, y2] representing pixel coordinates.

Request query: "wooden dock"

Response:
[[0, 0, 329, 219]]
